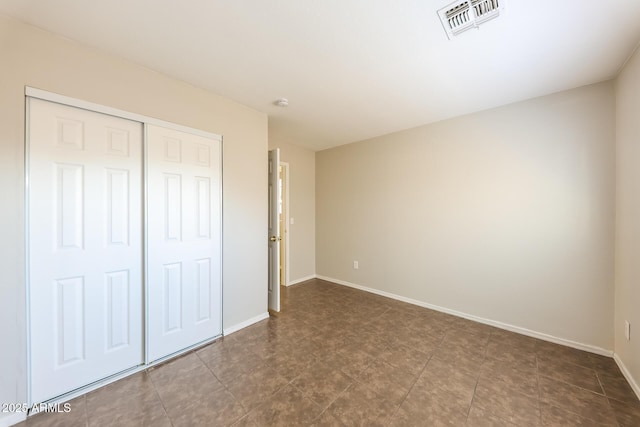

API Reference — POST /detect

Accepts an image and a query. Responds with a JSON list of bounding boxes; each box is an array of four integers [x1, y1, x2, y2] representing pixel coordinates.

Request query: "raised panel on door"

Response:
[[28, 98, 143, 403], [147, 124, 222, 362]]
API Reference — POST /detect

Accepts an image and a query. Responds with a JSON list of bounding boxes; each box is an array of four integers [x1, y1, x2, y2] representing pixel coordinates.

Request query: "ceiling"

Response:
[[2, 1, 640, 151]]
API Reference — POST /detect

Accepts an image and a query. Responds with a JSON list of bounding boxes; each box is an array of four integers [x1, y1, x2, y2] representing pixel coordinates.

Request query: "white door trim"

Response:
[[24, 96, 33, 407], [280, 162, 291, 287], [25, 87, 222, 142]]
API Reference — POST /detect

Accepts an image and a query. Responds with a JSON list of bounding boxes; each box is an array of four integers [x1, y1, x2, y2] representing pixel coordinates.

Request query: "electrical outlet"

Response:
[[353, 261, 359, 270], [625, 321, 631, 341]]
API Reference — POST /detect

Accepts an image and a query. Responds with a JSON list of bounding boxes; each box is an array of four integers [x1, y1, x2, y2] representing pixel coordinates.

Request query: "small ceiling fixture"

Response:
[[274, 98, 289, 107], [438, 0, 505, 40]]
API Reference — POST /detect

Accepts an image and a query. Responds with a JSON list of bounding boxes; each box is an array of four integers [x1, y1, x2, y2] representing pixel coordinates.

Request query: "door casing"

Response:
[[279, 162, 290, 287]]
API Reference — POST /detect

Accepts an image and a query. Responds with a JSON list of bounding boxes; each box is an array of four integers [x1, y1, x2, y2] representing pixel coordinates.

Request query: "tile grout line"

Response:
[[533, 351, 542, 426], [146, 367, 176, 427], [193, 347, 256, 425], [463, 336, 488, 422], [465, 380, 479, 422], [385, 353, 434, 425], [536, 352, 623, 425]]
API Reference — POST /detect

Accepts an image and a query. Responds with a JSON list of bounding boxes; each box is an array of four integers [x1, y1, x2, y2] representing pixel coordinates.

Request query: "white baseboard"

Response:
[[223, 312, 269, 336], [614, 353, 640, 401], [316, 275, 613, 357], [0, 412, 26, 427], [287, 275, 317, 286]]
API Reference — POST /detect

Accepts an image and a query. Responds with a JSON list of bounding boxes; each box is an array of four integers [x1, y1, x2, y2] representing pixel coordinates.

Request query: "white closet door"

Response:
[[146, 124, 222, 362], [28, 98, 143, 403]]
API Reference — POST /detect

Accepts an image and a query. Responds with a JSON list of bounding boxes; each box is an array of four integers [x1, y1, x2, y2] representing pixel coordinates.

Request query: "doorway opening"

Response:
[[267, 149, 289, 314], [279, 162, 290, 288]]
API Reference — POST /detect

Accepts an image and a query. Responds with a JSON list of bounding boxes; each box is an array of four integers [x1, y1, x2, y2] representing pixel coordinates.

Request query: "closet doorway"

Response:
[[26, 90, 222, 404]]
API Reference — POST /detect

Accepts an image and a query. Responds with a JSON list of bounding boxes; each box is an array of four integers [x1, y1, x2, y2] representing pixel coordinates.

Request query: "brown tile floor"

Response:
[[19, 279, 640, 426]]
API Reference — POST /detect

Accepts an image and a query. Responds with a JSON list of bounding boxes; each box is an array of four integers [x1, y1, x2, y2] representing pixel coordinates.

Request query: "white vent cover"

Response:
[[438, 0, 505, 39]]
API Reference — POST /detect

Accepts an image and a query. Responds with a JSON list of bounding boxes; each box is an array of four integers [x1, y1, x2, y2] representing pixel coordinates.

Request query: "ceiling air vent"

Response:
[[438, 0, 505, 39]]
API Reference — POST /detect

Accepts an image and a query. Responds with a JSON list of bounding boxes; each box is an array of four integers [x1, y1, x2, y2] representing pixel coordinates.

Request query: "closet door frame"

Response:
[[25, 86, 223, 405]]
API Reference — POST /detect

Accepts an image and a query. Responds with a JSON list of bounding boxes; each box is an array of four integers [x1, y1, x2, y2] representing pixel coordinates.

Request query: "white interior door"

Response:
[[28, 98, 143, 403], [146, 124, 222, 362], [268, 149, 281, 312]]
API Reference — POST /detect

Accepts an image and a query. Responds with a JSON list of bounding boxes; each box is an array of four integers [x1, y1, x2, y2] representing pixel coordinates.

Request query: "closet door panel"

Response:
[[146, 124, 222, 362], [28, 98, 143, 403]]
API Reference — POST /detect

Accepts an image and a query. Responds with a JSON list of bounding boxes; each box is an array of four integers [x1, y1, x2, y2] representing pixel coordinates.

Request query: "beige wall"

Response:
[[268, 141, 316, 283], [0, 15, 267, 419], [317, 82, 616, 351], [615, 46, 640, 392]]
